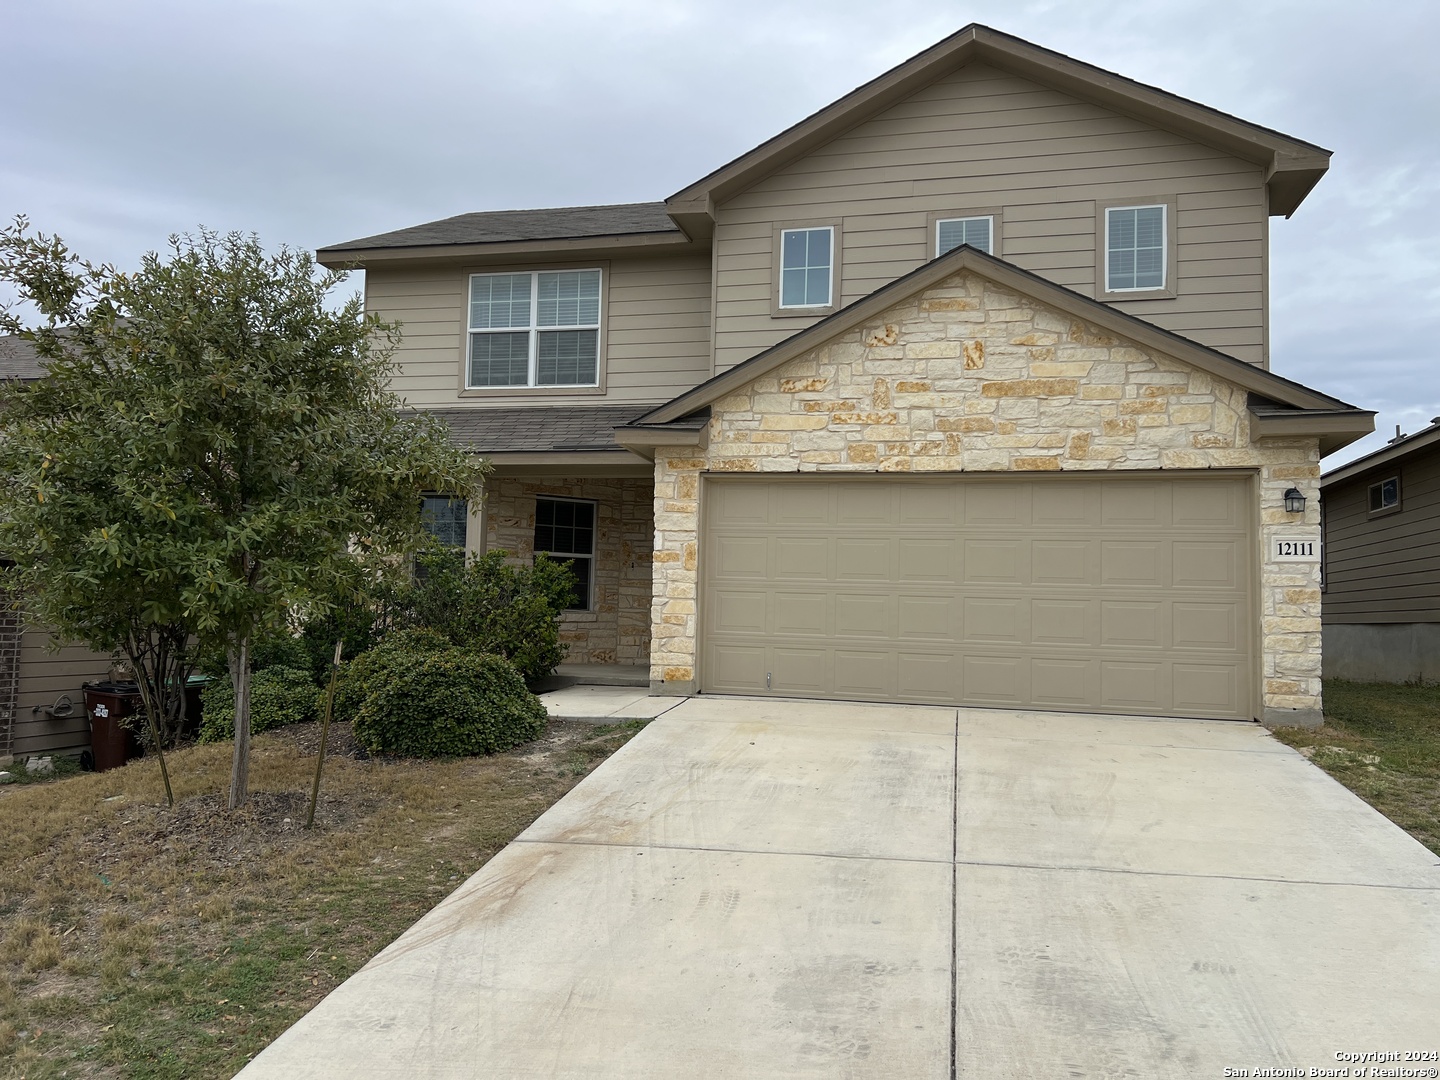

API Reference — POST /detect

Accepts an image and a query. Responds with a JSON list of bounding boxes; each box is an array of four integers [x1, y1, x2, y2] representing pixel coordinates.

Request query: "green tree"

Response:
[[0, 219, 484, 807]]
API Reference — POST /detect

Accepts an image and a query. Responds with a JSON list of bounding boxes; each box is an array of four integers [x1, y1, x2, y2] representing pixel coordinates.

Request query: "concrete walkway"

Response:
[[238, 698, 1440, 1079]]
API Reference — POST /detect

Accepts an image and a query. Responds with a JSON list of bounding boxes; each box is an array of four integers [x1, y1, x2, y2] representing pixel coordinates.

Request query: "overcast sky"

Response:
[[3, 0, 1435, 467]]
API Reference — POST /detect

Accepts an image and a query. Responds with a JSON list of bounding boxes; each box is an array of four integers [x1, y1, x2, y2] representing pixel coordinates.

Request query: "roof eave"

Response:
[[1248, 408, 1377, 456], [316, 229, 696, 269], [1321, 424, 1440, 487]]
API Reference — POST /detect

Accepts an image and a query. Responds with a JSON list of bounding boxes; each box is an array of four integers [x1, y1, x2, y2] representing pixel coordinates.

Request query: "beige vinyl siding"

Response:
[[712, 62, 1267, 373], [13, 630, 112, 758], [1323, 448, 1440, 624], [370, 253, 712, 408]]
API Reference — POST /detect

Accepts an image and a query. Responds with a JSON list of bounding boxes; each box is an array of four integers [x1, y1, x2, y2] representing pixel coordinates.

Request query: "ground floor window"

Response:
[[420, 495, 468, 548], [534, 496, 595, 610]]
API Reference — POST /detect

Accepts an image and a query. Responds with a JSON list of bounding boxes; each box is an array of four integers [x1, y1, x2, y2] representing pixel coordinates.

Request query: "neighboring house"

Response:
[[317, 24, 1374, 727], [1320, 421, 1440, 683], [0, 334, 116, 763]]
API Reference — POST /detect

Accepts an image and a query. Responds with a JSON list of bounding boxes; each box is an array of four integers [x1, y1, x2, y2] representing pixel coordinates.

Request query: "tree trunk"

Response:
[[228, 636, 251, 810]]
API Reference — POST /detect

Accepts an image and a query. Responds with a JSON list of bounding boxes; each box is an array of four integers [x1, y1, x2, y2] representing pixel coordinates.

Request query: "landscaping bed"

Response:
[[0, 718, 645, 1079], [1271, 679, 1440, 856]]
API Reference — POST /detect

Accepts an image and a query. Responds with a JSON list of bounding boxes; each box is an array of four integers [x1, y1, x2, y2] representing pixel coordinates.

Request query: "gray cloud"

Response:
[[2, 0, 1434, 464]]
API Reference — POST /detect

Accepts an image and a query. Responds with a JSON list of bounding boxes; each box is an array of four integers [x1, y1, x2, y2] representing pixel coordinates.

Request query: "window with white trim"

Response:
[[936, 216, 993, 256], [1105, 205, 1167, 291], [534, 497, 595, 611], [420, 494, 467, 548], [779, 227, 834, 308], [468, 269, 601, 388]]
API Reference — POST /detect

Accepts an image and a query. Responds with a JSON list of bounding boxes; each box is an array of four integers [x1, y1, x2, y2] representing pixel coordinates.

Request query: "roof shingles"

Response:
[[320, 202, 681, 254], [424, 405, 652, 453]]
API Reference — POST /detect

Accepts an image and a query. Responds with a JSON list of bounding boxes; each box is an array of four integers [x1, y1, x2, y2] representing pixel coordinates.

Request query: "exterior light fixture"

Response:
[[1283, 487, 1306, 514]]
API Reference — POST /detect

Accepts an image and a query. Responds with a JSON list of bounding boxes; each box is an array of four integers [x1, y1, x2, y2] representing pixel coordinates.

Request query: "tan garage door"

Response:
[[700, 474, 1255, 720]]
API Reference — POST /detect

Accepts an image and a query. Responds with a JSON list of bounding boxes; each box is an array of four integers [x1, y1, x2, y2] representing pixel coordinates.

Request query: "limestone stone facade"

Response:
[[484, 477, 653, 666], [649, 267, 1323, 724]]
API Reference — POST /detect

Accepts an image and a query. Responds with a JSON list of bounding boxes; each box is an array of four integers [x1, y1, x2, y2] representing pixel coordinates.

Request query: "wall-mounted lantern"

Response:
[[1283, 487, 1307, 514]]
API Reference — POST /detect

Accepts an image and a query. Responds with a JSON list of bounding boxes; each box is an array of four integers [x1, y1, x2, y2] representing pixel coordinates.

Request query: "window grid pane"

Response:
[[537, 329, 599, 386], [780, 228, 833, 307], [537, 270, 600, 328], [937, 217, 992, 255], [420, 496, 467, 548], [1107, 206, 1166, 290], [469, 274, 533, 330], [469, 332, 530, 386], [535, 499, 595, 610]]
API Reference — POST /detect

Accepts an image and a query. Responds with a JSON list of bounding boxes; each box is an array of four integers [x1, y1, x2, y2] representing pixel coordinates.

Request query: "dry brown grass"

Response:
[[0, 717, 644, 1079]]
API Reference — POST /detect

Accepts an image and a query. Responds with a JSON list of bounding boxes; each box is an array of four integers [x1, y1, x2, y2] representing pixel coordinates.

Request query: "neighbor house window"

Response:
[[936, 216, 993, 256], [534, 497, 595, 611], [420, 494, 468, 548], [1105, 205, 1167, 292], [779, 227, 834, 308], [468, 269, 601, 388], [1368, 476, 1400, 515]]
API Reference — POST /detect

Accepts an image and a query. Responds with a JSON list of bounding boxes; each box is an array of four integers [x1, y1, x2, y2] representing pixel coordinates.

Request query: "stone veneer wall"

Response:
[[485, 477, 653, 666], [651, 267, 1323, 724]]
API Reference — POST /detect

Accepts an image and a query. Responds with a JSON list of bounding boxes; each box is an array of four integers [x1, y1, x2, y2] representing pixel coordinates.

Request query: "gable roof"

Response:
[[1322, 420, 1440, 488], [316, 202, 687, 266], [622, 244, 1372, 454], [425, 404, 654, 453], [665, 24, 1330, 238]]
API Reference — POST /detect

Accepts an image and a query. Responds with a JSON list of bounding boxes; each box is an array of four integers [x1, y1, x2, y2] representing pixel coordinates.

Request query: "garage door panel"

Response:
[[963, 597, 1024, 644], [702, 476, 1254, 720], [837, 538, 891, 581], [836, 593, 890, 637], [775, 537, 830, 580], [1172, 603, 1239, 650], [1101, 601, 1164, 649], [963, 654, 1025, 703], [1172, 541, 1239, 589], [1031, 658, 1099, 706], [774, 592, 828, 637], [898, 653, 958, 700], [1101, 541, 1163, 586], [1173, 664, 1241, 713], [833, 650, 894, 698], [772, 648, 828, 693], [1031, 598, 1095, 646], [714, 535, 770, 579]]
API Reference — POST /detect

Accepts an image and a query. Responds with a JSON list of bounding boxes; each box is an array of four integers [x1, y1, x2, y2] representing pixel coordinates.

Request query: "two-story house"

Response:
[[317, 25, 1373, 728]]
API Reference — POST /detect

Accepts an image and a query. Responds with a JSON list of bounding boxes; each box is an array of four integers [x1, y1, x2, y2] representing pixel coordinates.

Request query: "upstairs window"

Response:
[[534, 497, 595, 611], [420, 494, 468, 548], [936, 216, 993, 256], [779, 227, 834, 309], [1105, 205, 1167, 292], [1368, 476, 1401, 515], [468, 269, 601, 388]]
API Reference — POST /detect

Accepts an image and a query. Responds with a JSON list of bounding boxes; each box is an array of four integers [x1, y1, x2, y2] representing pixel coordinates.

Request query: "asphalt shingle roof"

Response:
[[0, 334, 45, 381], [425, 405, 656, 452], [320, 202, 681, 254]]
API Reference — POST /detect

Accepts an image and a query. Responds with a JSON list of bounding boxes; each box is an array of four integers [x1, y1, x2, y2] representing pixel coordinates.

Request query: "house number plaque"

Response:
[[1271, 536, 1319, 562]]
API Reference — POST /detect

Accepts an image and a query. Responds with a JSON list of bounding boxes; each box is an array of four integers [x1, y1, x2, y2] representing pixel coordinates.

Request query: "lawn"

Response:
[[0, 718, 645, 1080], [1271, 679, 1440, 856]]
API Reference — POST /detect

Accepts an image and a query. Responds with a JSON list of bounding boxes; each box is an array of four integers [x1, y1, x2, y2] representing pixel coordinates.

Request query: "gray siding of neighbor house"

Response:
[[12, 629, 113, 759], [1322, 446, 1440, 625], [1322, 445, 1440, 683], [370, 253, 713, 409], [710, 62, 1268, 375]]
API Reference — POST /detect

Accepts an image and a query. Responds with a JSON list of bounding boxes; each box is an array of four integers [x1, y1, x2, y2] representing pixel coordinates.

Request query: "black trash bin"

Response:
[[83, 682, 144, 772]]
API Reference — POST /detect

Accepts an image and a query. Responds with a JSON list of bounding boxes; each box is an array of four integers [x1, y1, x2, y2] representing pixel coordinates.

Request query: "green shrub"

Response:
[[396, 549, 573, 683], [199, 666, 318, 742], [250, 634, 312, 676], [353, 647, 546, 759], [327, 628, 451, 724]]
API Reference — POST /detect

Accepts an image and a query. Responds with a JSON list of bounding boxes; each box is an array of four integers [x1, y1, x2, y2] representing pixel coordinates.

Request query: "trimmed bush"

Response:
[[352, 647, 546, 758], [327, 628, 451, 724], [199, 666, 318, 742]]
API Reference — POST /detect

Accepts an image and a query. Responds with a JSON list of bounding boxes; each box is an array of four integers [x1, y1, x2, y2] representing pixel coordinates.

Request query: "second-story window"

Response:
[[468, 269, 601, 388], [936, 216, 993, 256], [779, 227, 834, 309], [1105, 205, 1167, 292]]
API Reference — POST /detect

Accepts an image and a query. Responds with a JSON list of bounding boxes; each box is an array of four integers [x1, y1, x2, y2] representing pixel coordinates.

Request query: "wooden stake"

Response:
[[305, 640, 343, 829]]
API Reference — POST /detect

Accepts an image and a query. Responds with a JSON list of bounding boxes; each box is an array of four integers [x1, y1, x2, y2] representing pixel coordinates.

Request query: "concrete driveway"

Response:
[[239, 698, 1440, 1078]]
